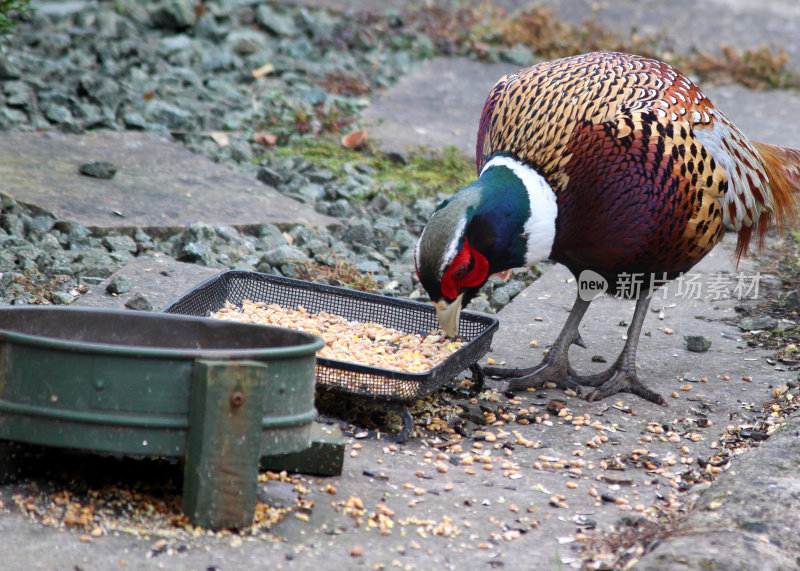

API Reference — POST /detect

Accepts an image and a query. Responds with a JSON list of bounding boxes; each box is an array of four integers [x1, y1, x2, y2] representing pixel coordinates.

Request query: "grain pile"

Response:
[[5, 460, 311, 549], [210, 301, 464, 373]]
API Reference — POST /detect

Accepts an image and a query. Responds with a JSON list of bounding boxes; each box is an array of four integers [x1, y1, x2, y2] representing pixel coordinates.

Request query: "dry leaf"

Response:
[[209, 131, 230, 147], [490, 269, 513, 282], [251, 63, 275, 79], [253, 132, 278, 146], [341, 129, 368, 149]]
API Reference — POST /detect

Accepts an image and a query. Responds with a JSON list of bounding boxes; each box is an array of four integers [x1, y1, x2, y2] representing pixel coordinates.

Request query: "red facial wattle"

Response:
[[441, 238, 489, 300]]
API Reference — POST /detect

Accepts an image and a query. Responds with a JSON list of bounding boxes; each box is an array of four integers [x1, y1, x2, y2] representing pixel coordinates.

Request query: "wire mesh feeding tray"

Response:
[[163, 270, 499, 402]]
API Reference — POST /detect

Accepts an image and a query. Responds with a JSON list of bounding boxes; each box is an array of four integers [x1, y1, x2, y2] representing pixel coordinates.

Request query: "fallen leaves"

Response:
[[341, 129, 368, 149], [251, 62, 275, 79], [253, 132, 278, 146]]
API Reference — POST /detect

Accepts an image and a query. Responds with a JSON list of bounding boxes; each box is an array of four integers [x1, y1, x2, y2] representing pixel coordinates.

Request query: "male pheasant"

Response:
[[414, 51, 800, 404]]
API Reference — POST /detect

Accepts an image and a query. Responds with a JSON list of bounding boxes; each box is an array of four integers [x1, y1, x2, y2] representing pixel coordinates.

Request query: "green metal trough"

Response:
[[0, 306, 329, 529]]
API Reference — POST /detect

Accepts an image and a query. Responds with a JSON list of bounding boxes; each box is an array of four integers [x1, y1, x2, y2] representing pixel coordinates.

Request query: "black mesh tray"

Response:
[[162, 270, 498, 402]]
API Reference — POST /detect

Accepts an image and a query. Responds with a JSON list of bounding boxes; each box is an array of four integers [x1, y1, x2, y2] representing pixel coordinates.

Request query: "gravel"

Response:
[[78, 160, 118, 179], [738, 316, 779, 332], [0, 1, 534, 311], [684, 335, 712, 352]]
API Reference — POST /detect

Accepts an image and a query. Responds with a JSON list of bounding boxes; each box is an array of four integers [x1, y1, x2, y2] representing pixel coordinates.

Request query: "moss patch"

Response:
[[262, 138, 475, 201]]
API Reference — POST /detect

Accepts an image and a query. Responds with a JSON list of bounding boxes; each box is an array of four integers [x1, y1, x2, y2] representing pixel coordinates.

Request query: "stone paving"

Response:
[[0, 130, 337, 236]]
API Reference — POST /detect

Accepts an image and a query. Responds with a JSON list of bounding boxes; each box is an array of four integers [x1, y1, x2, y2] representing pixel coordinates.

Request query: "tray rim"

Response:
[[161, 269, 499, 329], [0, 305, 325, 360]]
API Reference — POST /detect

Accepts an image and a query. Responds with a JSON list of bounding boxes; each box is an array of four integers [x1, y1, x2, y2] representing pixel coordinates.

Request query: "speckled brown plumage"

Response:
[[476, 52, 800, 282]]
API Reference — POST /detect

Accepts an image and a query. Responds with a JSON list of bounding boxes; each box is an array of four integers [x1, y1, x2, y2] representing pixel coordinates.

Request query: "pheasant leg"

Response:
[[577, 294, 666, 405], [483, 294, 591, 395]]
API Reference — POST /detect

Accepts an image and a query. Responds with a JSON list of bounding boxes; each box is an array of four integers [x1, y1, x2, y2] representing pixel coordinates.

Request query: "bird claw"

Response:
[[582, 368, 666, 405], [487, 359, 665, 405]]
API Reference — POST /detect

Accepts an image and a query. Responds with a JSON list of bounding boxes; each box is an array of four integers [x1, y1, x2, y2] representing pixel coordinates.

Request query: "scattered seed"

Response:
[[350, 545, 364, 557]]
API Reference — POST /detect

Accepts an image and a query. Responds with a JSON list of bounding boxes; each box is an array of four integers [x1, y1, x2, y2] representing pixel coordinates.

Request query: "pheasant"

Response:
[[414, 51, 800, 404]]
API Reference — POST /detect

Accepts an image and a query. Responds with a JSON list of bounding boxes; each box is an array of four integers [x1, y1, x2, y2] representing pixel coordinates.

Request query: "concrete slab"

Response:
[[0, 130, 337, 237], [638, 415, 800, 570], [72, 256, 221, 311], [361, 57, 513, 156]]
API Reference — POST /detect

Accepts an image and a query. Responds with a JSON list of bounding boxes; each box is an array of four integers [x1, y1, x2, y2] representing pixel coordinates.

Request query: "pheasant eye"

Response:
[[452, 265, 468, 280]]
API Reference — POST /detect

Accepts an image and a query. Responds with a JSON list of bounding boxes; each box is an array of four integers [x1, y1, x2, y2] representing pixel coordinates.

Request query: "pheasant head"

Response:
[[414, 156, 558, 336]]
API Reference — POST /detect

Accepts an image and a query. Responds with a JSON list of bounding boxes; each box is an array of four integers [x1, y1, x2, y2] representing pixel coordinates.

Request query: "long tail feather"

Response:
[[738, 142, 800, 259]]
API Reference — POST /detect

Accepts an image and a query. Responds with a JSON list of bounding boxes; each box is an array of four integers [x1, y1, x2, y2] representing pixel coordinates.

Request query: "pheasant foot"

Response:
[[579, 366, 666, 405]]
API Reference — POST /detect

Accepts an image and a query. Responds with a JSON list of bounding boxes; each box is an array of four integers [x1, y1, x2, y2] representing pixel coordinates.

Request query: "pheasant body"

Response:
[[415, 51, 800, 404], [476, 51, 798, 282]]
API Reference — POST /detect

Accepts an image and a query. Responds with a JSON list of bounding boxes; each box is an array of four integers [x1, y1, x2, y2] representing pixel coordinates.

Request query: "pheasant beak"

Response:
[[434, 293, 464, 338]]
